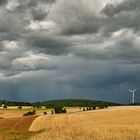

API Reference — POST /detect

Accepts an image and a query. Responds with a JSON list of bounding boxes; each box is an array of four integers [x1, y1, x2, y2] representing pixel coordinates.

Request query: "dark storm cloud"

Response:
[[0, 10, 26, 42], [61, 17, 102, 35], [31, 8, 48, 21], [7, 0, 56, 20], [30, 0, 56, 21], [8, 0, 56, 10], [0, 0, 140, 103], [48, 0, 140, 35], [72, 30, 140, 64], [0, 11, 19, 33], [100, 0, 140, 32], [49, 0, 104, 35], [102, 0, 139, 17], [0, 0, 7, 5], [27, 33, 71, 55]]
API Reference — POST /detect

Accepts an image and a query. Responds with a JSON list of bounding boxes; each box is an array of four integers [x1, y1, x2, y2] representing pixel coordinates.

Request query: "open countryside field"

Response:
[[0, 106, 80, 140], [0, 107, 80, 118], [0, 106, 140, 140], [29, 106, 140, 140], [0, 115, 39, 140], [0, 107, 46, 118]]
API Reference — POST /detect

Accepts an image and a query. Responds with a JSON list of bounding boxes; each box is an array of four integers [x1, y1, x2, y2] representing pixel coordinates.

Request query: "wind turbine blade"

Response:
[[134, 88, 137, 92], [129, 90, 133, 92]]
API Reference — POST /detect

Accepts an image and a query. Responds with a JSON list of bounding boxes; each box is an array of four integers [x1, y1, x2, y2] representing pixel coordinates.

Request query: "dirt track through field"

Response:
[[0, 116, 38, 131]]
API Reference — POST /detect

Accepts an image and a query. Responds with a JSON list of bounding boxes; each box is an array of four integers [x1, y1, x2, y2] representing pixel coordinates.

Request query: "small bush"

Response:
[[98, 106, 103, 109], [62, 108, 67, 113], [23, 110, 36, 116], [96, 105, 108, 109], [89, 107, 92, 110], [3, 105, 7, 109], [33, 105, 42, 109], [18, 106, 22, 109], [83, 108, 85, 111], [51, 110, 54, 114], [104, 105, 108, 108], [92, 106, 96, 110], [44, 112, 47, 115]]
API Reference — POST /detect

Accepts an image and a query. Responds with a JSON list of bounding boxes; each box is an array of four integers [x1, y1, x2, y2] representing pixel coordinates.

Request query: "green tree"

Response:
[[53, 106, 67, 114]]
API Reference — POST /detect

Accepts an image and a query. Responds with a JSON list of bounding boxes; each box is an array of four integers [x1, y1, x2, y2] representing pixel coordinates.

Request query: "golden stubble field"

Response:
[[29, 106, 140, 140], [0, 106, 80, 118], [0, 106, 80, 140], [0, 106, 140, 140]]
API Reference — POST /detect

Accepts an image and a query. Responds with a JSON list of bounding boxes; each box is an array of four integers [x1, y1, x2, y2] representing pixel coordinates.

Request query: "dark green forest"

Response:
[[0, 99, 121, 108], [33, 99, 121, 108], [0, 100, 32, 106]]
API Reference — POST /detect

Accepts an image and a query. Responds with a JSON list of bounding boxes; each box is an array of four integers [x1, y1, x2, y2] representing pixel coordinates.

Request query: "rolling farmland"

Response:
[[0, 106, 140, 140], [29, 106, 140, 140], [0, 115, 38, 140], [0, 116, 38, 131]]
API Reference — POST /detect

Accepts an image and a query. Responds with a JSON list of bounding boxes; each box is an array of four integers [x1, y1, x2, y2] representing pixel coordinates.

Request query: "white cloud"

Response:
[[6, 0, 19, 11], [26, 20, 56, 31], [12, 52, 49, 70]]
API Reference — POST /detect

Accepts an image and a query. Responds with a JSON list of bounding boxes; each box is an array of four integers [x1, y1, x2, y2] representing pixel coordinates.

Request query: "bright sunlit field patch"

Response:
[[29, 106, 140, 140]]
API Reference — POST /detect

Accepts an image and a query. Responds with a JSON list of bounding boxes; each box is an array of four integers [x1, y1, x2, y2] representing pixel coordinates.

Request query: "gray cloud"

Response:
[[71, 30, 140, 64], [31, 0, 56, 20], [26, 32, 71, 55], [102, 0, 139, 17], [31, 8, 48, 21], [48, 0, 104, 35], [44, 0, 140, 35], [0, 0, 140, 103], [0, 11, 19, 33], [0, 0, 7, 5]]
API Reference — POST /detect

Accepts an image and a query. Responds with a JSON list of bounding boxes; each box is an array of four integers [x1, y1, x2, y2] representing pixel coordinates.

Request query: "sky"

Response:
[[0, 0, 140, 103]]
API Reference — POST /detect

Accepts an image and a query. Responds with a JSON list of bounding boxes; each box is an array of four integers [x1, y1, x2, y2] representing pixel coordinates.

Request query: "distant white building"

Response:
[[1, 104, 4, 108]]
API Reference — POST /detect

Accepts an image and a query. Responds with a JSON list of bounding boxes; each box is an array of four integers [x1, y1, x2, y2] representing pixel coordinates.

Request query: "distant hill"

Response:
[[0, 99, 121, 107], [33, 99, 121, 108], [0, 100, 32, 106]]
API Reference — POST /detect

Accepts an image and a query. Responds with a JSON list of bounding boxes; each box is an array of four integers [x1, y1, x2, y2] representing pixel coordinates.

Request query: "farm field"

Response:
[[0, 106, 80, 118], [29, 106, 140, 140], [0, 115, 40, 140], [0, 106, 140, 140], [0, 106, 80, 140]]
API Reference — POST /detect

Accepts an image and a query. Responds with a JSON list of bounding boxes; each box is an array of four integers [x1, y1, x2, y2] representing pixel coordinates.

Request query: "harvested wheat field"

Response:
[[0, 115, 39, 140], [0, 115, 38, 131], [29, 106, 140, 140], [0, 110, 28, 118], [0, 107, 52, 118]]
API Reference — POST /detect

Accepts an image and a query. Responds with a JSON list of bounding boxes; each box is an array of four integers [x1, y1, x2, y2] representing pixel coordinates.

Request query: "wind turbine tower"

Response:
[[129, 88, 137, 104]]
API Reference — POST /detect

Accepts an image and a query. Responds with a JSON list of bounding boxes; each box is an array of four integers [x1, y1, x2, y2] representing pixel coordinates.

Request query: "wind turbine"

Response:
[[129, 88, 137, 104]]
